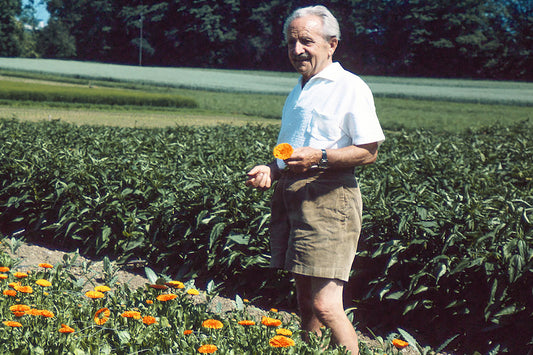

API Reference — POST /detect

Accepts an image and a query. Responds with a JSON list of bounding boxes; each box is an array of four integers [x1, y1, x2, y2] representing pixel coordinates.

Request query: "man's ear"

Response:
[[328, 37, 338, 58]]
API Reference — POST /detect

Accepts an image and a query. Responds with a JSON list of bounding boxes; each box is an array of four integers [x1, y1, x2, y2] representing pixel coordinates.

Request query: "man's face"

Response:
[[287, 15, 338, 83]]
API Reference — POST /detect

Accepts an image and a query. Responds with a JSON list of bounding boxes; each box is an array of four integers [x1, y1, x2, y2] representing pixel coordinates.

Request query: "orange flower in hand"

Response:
[[392, 338, 409, 349], [273, 143, 293, 160]]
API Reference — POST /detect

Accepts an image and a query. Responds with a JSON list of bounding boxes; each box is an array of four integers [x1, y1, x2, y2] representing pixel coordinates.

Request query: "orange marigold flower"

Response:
[[273, 143, 294, 160], [183, 329, 193, 335], [14, 285, 33, 293], [59, 324, 75, 333], [269, 335, 295, 348], [38, 263, 53, 269], [392, 339, 409, 349], [197, 344, 218, 353], [3, 321, 22, 328], [10, 304, 30, 312], [0, 266, 10, 272], [3, 289, 17, 297], [85, 290, 105, 299], [270, 308, 278, 313], [94, 285, 111, 292], [40, 309, 54, 318], [142, 316, 157, 325], [202, 319, 224, 329], [276, 328, 293, 336], [238, 320, 255, 326], [146, 300, 153, 304], [12, 311, 25, 317], [8, 282, 20, 288], [121, 311, 141, 319], [261, 316, 282, 327], [35, 279, 52, 287], [26, 308, 42, 316], [149, 284, 168, 290], [156, 293, 178, 302], [13, 272, 28, 279], [94, 307, 110, 325], [165, 280, 185, 289], [0, 274, 8, 279]]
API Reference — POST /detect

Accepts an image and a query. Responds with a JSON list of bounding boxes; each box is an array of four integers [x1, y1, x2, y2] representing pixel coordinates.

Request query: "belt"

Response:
[[281, 166, 355, 178]]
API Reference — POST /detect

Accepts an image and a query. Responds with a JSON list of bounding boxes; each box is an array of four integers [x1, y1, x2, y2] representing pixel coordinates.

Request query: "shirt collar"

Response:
[[297, 62, 343, 87]]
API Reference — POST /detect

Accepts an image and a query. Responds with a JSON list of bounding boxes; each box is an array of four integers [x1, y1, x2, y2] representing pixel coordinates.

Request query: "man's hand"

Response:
[[285, 147, 322, 173], [245, 165, 274, 189]]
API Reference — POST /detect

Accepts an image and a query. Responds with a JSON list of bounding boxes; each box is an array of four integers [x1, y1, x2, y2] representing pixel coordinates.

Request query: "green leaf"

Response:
[[144, 267, 158, 284]]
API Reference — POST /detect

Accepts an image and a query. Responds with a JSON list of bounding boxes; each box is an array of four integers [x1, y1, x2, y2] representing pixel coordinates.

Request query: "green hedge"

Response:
[[0, 118, 531, 353], [0, 81, 198, 108]]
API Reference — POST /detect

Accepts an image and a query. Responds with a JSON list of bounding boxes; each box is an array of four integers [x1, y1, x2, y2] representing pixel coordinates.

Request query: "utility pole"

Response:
[[139, 1, 143, 66]]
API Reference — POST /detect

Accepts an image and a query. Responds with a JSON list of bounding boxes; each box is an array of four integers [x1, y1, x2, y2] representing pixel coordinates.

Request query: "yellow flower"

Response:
[[261, 316, 282, 327], [197, 344, 218, 353], [156, 293, 178, 301], [202, 319, 223, 329], [13, 272, 28, 279], [270, 308, 278, 313], [142, 316, 157, 325], [3, 321, 22, 328], [165, 280, 185, 289], [35, 279, 52, 287], [392, 339, 409, 349], [269, 335, 295, 348], [38, 263, 53, 269], [0, 274, 8, 279], [276, 328, 293, 336], [238, 320, 255, 326], [187, 288, 200, 295], [94, 308, 110, 325], [94, 285, 111, 292], [58, 324, 75, 333], [121, 311, 141, 319], [85, 290, 105, 299], [273, 143, 294, 160]]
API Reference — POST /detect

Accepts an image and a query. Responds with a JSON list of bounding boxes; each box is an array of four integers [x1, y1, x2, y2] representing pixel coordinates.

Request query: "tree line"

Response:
[[1, 0, 532, 80]]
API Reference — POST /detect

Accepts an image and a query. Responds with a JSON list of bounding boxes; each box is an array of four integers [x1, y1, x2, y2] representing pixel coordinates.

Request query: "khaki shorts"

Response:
[[269, 169, 362, 282]]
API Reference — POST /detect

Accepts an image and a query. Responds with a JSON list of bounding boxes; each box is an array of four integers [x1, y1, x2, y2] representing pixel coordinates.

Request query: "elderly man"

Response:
[[246, 5, 384, 354]]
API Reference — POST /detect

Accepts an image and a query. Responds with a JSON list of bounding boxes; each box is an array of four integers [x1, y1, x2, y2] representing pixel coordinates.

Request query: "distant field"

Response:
[[1, 58, 532, 105]]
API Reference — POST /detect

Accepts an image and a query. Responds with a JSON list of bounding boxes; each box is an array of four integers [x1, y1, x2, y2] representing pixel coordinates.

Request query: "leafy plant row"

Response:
[[0, 80, 198, 108], [0, 118, 531, 353]]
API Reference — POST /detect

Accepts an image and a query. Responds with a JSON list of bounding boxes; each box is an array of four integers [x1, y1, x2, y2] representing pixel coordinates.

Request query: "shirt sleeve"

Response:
[[344, 79, 385, 146]]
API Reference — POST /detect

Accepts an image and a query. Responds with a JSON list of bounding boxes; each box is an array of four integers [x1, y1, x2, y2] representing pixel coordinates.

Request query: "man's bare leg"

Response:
[[295, 274, 359, 354]]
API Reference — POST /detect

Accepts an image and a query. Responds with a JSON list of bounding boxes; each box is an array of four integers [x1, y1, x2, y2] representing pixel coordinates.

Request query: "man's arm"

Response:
[[285, 142, 378, 173]]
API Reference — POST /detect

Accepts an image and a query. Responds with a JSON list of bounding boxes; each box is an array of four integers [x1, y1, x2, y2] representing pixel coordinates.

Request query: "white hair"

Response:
[[283, 5, 341, 42]]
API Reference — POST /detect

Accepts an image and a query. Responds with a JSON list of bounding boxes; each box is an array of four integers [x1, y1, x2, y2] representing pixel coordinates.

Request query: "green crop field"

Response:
[[0, 60, 531, 354]]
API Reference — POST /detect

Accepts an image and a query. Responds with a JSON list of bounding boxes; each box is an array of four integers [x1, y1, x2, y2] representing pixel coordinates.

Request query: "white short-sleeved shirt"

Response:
[[277, 62, 385, 168]]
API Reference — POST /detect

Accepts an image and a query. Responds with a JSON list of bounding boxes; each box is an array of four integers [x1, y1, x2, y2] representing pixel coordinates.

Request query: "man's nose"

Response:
[[292, 41, 304, 55]]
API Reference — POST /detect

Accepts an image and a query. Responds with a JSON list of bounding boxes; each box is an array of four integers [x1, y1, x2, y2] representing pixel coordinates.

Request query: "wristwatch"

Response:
[[318, 149, 328, 169]]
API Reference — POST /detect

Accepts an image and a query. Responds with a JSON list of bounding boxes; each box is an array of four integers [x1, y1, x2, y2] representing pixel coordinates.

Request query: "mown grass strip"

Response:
[[1, 58, 532, 105], [0, 80, 198, 108]]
